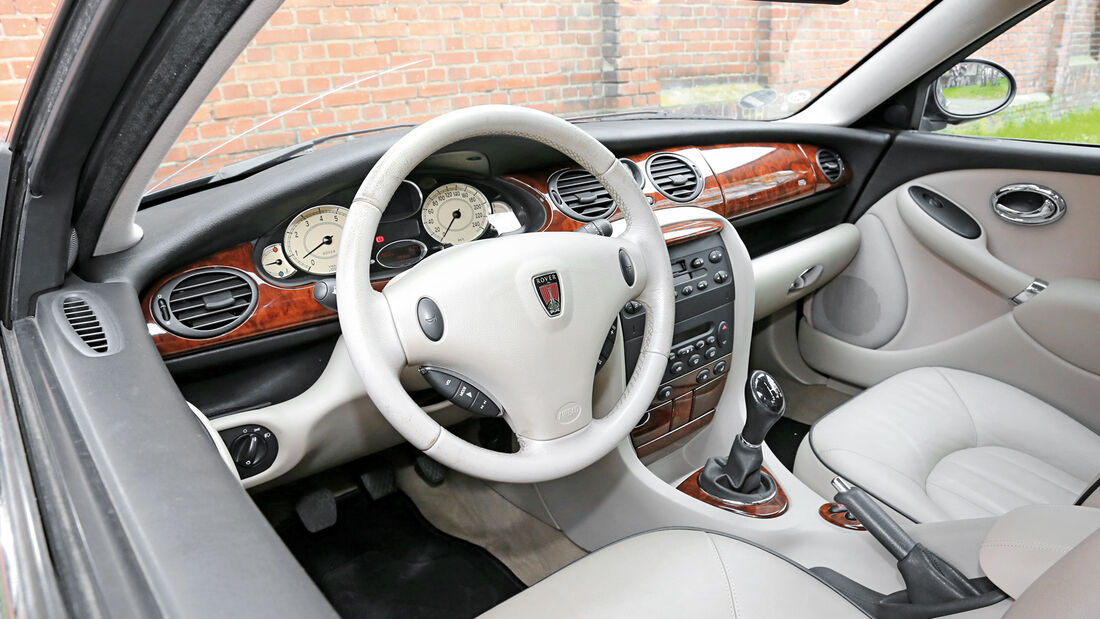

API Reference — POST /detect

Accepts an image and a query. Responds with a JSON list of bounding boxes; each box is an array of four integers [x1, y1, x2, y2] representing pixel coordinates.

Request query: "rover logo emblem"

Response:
[[533, 272, 562, 317]]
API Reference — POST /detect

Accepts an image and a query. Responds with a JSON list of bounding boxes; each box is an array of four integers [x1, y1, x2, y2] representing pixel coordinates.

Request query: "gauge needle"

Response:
[[301, 235, 333, 259], [265, 259, 283, 266], [440, 210, 462, 241]]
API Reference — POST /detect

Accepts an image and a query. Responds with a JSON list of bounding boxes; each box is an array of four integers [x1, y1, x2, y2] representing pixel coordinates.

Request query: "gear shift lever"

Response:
[[698, 370, 786, 502]]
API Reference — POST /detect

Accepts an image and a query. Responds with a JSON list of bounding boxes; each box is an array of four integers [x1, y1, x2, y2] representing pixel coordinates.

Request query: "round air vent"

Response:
[[618, 158, 645, 188], [815, 149, 844, 183], [547, 159, 645, 222], [152, 267, 258, 339], [646, 152, 703, 202]]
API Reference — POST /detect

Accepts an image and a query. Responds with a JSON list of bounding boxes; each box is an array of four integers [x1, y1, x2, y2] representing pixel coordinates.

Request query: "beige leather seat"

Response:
[[796, 367, 1100, 523], [483, 527, 1100, 618]]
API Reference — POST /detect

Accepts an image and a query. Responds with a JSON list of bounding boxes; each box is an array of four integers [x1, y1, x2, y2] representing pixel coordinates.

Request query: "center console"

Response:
[[619, 231, 734, 457]]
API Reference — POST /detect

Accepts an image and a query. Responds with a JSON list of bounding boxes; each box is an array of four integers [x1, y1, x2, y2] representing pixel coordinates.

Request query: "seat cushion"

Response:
[[802, 367, 1100, 523], [480, 529, 863, 618]]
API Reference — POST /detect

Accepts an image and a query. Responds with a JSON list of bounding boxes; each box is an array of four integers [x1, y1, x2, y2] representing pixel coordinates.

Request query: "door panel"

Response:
[[801, 153, 1100, 430]]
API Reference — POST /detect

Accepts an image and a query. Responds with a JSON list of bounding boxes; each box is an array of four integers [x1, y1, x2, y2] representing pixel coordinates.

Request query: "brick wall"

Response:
[[1, 1, 1096, 191]]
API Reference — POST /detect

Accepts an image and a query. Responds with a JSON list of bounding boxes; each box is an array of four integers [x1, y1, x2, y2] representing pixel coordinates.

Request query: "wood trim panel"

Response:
[[661, 220, 724, 246], [677, 467, 789, 518], [635, 410, 714, 459], [505, 142, 848, 233], [819, 503, 867, 531], [142, 244, 340, 358]]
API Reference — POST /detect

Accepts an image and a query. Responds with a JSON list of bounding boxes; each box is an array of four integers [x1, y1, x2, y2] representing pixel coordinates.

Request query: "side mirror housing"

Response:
[[923, 59, 1016, 129]]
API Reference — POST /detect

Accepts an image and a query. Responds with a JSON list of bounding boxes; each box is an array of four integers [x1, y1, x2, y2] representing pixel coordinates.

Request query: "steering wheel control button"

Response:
[[618, 249, 636, 286], [417, 297, 445, 341], [420, 367, 461, 399], [471, 394, 501, 417], [453, 383, 480, 409], [624, 301, 642, 314], [696, 370, 711, 384], [657, 386, 673, 401], [714, 360, 728, 374], [709, 249, 724, 263]]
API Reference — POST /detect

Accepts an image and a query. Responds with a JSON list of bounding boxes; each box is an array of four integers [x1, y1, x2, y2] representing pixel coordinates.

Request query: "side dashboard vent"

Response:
[[815, 148, 844, 183], [153, 267, 258, 339], [646, 153, 703, 202], [548, 168, 617, 222], [62, 296, 109, 353]]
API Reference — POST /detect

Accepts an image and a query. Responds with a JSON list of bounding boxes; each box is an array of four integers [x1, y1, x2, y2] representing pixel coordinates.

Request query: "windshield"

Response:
[[148, 1, 931, 194]]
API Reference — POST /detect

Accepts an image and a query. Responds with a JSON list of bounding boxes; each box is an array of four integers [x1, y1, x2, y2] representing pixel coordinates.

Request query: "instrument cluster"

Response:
[[251, 175, 543, 286]]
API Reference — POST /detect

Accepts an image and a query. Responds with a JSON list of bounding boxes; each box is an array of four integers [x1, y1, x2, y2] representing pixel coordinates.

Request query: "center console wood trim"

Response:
[[677, 467, 789, 519]]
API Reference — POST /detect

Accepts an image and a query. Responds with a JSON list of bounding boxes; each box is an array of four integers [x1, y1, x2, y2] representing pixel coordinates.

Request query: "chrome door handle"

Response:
[[991, 184, 1066, 225]]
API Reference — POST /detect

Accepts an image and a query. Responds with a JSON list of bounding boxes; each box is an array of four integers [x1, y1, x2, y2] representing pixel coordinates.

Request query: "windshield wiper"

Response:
[[141, 124, 414, 206]]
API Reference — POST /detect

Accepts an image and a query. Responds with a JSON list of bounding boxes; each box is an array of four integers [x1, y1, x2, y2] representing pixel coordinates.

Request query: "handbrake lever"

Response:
[[831, 477, 916, 561]]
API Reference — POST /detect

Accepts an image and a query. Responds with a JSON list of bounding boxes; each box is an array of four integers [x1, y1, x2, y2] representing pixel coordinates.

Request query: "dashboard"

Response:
[[142, 142, 850, 358]]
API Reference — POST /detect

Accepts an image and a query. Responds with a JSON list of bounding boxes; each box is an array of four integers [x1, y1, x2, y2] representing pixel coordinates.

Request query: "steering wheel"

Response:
[[336, 105, 673, 483]]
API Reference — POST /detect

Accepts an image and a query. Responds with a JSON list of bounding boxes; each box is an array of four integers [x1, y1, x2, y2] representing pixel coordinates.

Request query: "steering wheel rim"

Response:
[[336, 105, 673, 483]]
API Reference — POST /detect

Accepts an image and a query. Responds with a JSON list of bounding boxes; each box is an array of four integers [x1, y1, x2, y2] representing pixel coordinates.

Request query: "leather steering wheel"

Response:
[[336, 105, 673, 483]]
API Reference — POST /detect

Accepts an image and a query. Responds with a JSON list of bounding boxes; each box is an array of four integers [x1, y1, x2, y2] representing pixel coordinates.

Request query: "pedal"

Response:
[[295, 488, 338, 533], [414, 454, 446, 487], [359, 465, 396, 500]]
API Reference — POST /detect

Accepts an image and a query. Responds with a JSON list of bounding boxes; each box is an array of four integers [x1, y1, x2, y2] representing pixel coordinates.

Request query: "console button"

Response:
[[677, 346, 693, 357], [706, 335, 717, 346], [453, 382, 480, 409], [691, 257, 705, 268], [471, 394, 501, 417], [714, 360, 728, 374], [709, 249, 724, 263], [420, 368, 461, 399], [696, 280, 708, 291], [718, 321, 730, 337], [688, 354, 703, 367], [705, 346, 718, 359], [696, 370, 711, 384], [670, 361, 686, 374], [681, 285, 693, 296], [657, 386, 673, 401], [694, 340, 706, 350], [713, 270, 729, 284]]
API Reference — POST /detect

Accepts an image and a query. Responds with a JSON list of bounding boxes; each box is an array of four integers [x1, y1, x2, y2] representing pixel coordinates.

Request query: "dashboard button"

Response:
[[670, 361, 686, 374], [696, 280, 708, 291], [688, 354, 703, 367], [677, 346, 693, 357], [714, 360, 728, 374], [713, 270, 729, 284], [696, 370, 711, 384], [694, 340, 706, 350], [657, 386, 673, 401], [681, 285, 693, 296], [706, 335, 717, 346], [691, 257, 705, 268], [705, 347, 718, 359], [709, 249, 724, 263]]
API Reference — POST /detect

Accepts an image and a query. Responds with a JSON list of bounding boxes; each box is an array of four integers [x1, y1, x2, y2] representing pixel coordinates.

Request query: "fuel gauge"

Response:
[[260, 243, 298, 279]]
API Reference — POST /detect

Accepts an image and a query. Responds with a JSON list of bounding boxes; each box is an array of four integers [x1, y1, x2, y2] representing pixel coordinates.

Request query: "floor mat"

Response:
[[765, 417, 811, 471], [278, 490, 524, 619]]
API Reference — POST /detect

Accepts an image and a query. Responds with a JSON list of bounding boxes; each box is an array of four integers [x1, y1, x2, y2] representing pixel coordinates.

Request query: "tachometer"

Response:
[[421, 183, 490, 245], [283, 205, 347, 275]]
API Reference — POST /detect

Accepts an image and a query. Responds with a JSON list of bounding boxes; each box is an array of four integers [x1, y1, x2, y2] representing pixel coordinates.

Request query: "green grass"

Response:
[[945, 105, 1100, 144], [940, 78, 1009, 100]]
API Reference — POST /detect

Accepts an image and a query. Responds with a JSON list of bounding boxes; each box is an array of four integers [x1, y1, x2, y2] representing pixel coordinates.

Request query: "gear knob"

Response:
[[740, 370, 785, 445]]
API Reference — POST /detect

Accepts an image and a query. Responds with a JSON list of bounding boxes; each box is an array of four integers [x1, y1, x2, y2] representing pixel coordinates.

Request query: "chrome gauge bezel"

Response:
[[282, 204, 349, 276]]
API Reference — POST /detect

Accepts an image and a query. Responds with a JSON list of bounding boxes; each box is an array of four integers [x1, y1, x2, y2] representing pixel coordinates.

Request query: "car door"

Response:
[[798, 0, 1100, 432]]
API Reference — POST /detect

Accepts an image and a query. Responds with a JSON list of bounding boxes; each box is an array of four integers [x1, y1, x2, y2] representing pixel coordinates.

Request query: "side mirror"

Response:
[[925, 59, 1016, 127]]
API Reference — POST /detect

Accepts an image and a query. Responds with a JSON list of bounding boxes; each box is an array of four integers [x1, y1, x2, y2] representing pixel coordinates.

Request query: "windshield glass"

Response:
[[148, 1, 930, 194]]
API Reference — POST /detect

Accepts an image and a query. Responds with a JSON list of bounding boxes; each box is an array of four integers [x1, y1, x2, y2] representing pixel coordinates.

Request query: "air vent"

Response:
[[646, 153, 703, 202], [153, 267, 258, 339], [548, 168, 617, 222], [62, 296, 109, 353], [815, 149, 844, 183]]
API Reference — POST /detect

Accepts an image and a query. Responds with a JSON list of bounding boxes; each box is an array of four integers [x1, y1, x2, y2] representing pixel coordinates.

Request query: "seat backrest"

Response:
[[1005, 528, 1100, 618]]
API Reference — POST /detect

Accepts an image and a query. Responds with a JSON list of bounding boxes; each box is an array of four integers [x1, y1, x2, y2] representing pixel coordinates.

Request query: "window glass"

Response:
[[0, 1, 60, 138], [149, 1, 932, 195], [939, 1, 1100, 145]]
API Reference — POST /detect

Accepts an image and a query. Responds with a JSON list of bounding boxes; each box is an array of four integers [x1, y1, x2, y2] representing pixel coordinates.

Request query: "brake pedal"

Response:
[[414, 454, 446, 487], [296, 488, 338, 533], [359, 465, 396, 500]]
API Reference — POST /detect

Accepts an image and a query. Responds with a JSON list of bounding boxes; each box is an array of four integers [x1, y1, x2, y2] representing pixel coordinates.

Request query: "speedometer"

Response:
[[283, 205, 347, 275], [421, 183, 490, 245]]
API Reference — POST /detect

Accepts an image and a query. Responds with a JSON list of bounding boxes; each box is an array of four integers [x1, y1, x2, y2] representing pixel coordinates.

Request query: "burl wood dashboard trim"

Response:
[[677, 467, 790, 519], [819, 503, 867, 531], [142, 244, 340, 358], [508, 142, 849, 233]]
